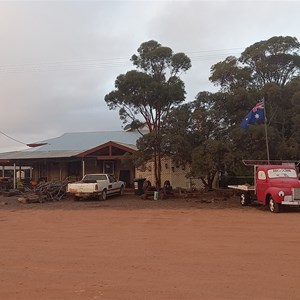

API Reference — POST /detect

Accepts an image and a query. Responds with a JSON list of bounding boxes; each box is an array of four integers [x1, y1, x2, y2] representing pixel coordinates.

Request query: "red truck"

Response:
[[228, 164, 300, 213]]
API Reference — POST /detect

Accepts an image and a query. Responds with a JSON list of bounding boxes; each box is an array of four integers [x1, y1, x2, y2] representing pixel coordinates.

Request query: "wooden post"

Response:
[[13, 163, 16, 189], [82, 160, 85, 177]]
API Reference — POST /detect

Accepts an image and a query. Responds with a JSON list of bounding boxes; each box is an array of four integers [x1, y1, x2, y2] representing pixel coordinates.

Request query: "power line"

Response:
[[0, 48, 244, 73], [0, 47, 245, 146], [0, 130, 27, 145]]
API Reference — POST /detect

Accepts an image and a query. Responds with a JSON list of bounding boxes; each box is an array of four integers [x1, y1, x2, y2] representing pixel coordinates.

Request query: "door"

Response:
[[107, 174, 118, 195], [104, 161, 114, 174], [256, 170, 267, 203], [119, 170, 131, 188]]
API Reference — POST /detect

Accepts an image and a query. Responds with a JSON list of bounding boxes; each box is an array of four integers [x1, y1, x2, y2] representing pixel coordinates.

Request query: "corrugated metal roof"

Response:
[[26, 131, 141, 152], [0, 150, 82, 160], [113, 142, 138, 151], [0, 130, 141, 160]]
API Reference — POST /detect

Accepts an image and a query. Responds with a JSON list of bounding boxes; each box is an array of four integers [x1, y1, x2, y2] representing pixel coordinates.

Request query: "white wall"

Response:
[[135, 158, 204, 190]]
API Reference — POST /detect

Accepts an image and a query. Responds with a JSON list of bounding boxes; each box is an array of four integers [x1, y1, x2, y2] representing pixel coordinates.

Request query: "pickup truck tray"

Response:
[[228, 185, 255, 191]]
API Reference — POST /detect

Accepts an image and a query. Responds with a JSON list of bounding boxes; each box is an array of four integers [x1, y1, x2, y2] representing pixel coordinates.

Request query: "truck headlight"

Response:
[[278, 191, 285, 197]]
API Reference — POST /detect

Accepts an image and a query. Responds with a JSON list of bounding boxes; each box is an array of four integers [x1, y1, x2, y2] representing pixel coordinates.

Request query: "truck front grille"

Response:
[[292, 188, 300, 200]]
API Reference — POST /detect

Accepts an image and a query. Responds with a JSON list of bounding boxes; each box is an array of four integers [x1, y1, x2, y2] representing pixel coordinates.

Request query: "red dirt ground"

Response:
[[0, 191, 300, 300]]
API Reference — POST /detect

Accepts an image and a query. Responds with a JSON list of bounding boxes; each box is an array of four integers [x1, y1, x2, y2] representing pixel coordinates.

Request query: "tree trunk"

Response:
[[154, 147, 162, 189], [207, 171, 218, 191], [200, 177, 208, 189], [200, 171, 217, 191]]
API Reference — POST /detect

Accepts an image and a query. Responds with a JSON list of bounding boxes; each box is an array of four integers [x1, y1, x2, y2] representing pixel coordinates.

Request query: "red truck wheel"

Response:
[[240, 193, 250, 206], [269, 197, 280, 213]]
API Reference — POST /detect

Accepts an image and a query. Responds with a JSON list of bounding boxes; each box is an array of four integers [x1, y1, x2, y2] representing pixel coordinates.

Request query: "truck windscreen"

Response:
[[268, 169, 297, 179]]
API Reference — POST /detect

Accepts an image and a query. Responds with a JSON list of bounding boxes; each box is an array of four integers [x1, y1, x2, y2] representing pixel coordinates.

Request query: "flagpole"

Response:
[[263, 98, 270, 164]]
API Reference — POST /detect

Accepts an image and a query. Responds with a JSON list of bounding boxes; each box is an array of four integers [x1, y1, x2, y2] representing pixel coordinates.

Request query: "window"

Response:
[[268, 168, 297, 179], [258, 171, 266, 180], [108, 175, 116, 183], [104, 161, 114, 174]]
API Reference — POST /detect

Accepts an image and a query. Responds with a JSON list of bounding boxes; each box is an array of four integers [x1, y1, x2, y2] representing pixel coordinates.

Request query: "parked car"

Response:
[[67, 174, 125, 200]]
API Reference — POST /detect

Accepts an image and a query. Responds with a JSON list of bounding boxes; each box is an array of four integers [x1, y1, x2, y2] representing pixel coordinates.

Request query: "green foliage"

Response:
[[240, 36, 300, 87], [105, 40, 191, 187], [105, 41, 191, 130], [108, 36, 300, 189], [189, 140, 232, 189], [163, 92, 234, 189], [175, 36, 300, 188], [209, 56, 251, 91], [210, 36, 300, 91], [163, 103, 195, 165]]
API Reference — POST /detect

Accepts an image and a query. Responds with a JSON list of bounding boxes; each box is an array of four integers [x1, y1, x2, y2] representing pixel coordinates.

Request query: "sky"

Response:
[[0, 0, 299, 152]]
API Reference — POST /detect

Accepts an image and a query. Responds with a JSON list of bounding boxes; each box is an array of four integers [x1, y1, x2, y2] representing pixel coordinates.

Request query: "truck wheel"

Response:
[[240, 193, 250, 206], [73, 195, 80, 201], [100, 189, 107, 201], [119, 185, 125, 195], [269, 197, 280, 213]]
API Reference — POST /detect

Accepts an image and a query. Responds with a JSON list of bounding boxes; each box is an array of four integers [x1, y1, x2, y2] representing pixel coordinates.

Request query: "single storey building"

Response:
[[0, 130, 205, 190]]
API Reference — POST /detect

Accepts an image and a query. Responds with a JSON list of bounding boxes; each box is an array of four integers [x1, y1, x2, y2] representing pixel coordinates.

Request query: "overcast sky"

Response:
[[0, 0, 299, 152]]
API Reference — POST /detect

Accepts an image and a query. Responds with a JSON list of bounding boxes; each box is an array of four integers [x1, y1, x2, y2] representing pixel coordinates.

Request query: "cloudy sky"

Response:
[[0, 0, 299, 152]]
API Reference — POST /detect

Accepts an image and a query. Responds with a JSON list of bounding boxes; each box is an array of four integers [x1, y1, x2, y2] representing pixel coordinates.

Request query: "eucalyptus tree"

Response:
[[208, 36, 300, 162], [210, 36, 300, 91], [240, 36, 300, 88], [163, 91, 233, 190], [105, 40, 191, 187]]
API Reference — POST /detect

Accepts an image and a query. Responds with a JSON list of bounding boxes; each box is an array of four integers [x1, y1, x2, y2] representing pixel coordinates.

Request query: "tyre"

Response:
[[73, 195, 80, 201], [269, 197, 280, 213], [100, 189, 107, 201], [240, 193, 250, 206], [119, 185, 125, 196]]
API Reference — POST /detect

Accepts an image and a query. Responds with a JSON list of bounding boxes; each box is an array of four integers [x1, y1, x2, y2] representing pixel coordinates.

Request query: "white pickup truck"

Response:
[[67, 174, 125, 200]]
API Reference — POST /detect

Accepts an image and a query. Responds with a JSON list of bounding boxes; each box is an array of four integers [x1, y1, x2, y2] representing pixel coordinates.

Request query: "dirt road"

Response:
[[0, 193, 299, 299]]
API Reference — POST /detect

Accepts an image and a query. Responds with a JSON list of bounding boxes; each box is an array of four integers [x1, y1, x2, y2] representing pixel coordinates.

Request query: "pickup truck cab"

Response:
[[67, 174, 125, 201], [229, 165, 300, 213]]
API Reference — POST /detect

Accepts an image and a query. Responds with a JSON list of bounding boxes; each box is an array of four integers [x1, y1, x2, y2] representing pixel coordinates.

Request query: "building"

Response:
[[135, 158, 205, 190], [0, 131, 141, 187], [0, 130, 205, 190]]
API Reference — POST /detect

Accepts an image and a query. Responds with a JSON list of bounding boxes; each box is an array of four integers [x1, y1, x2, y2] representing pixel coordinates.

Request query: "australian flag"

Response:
[[240, 99, 265, 130]]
